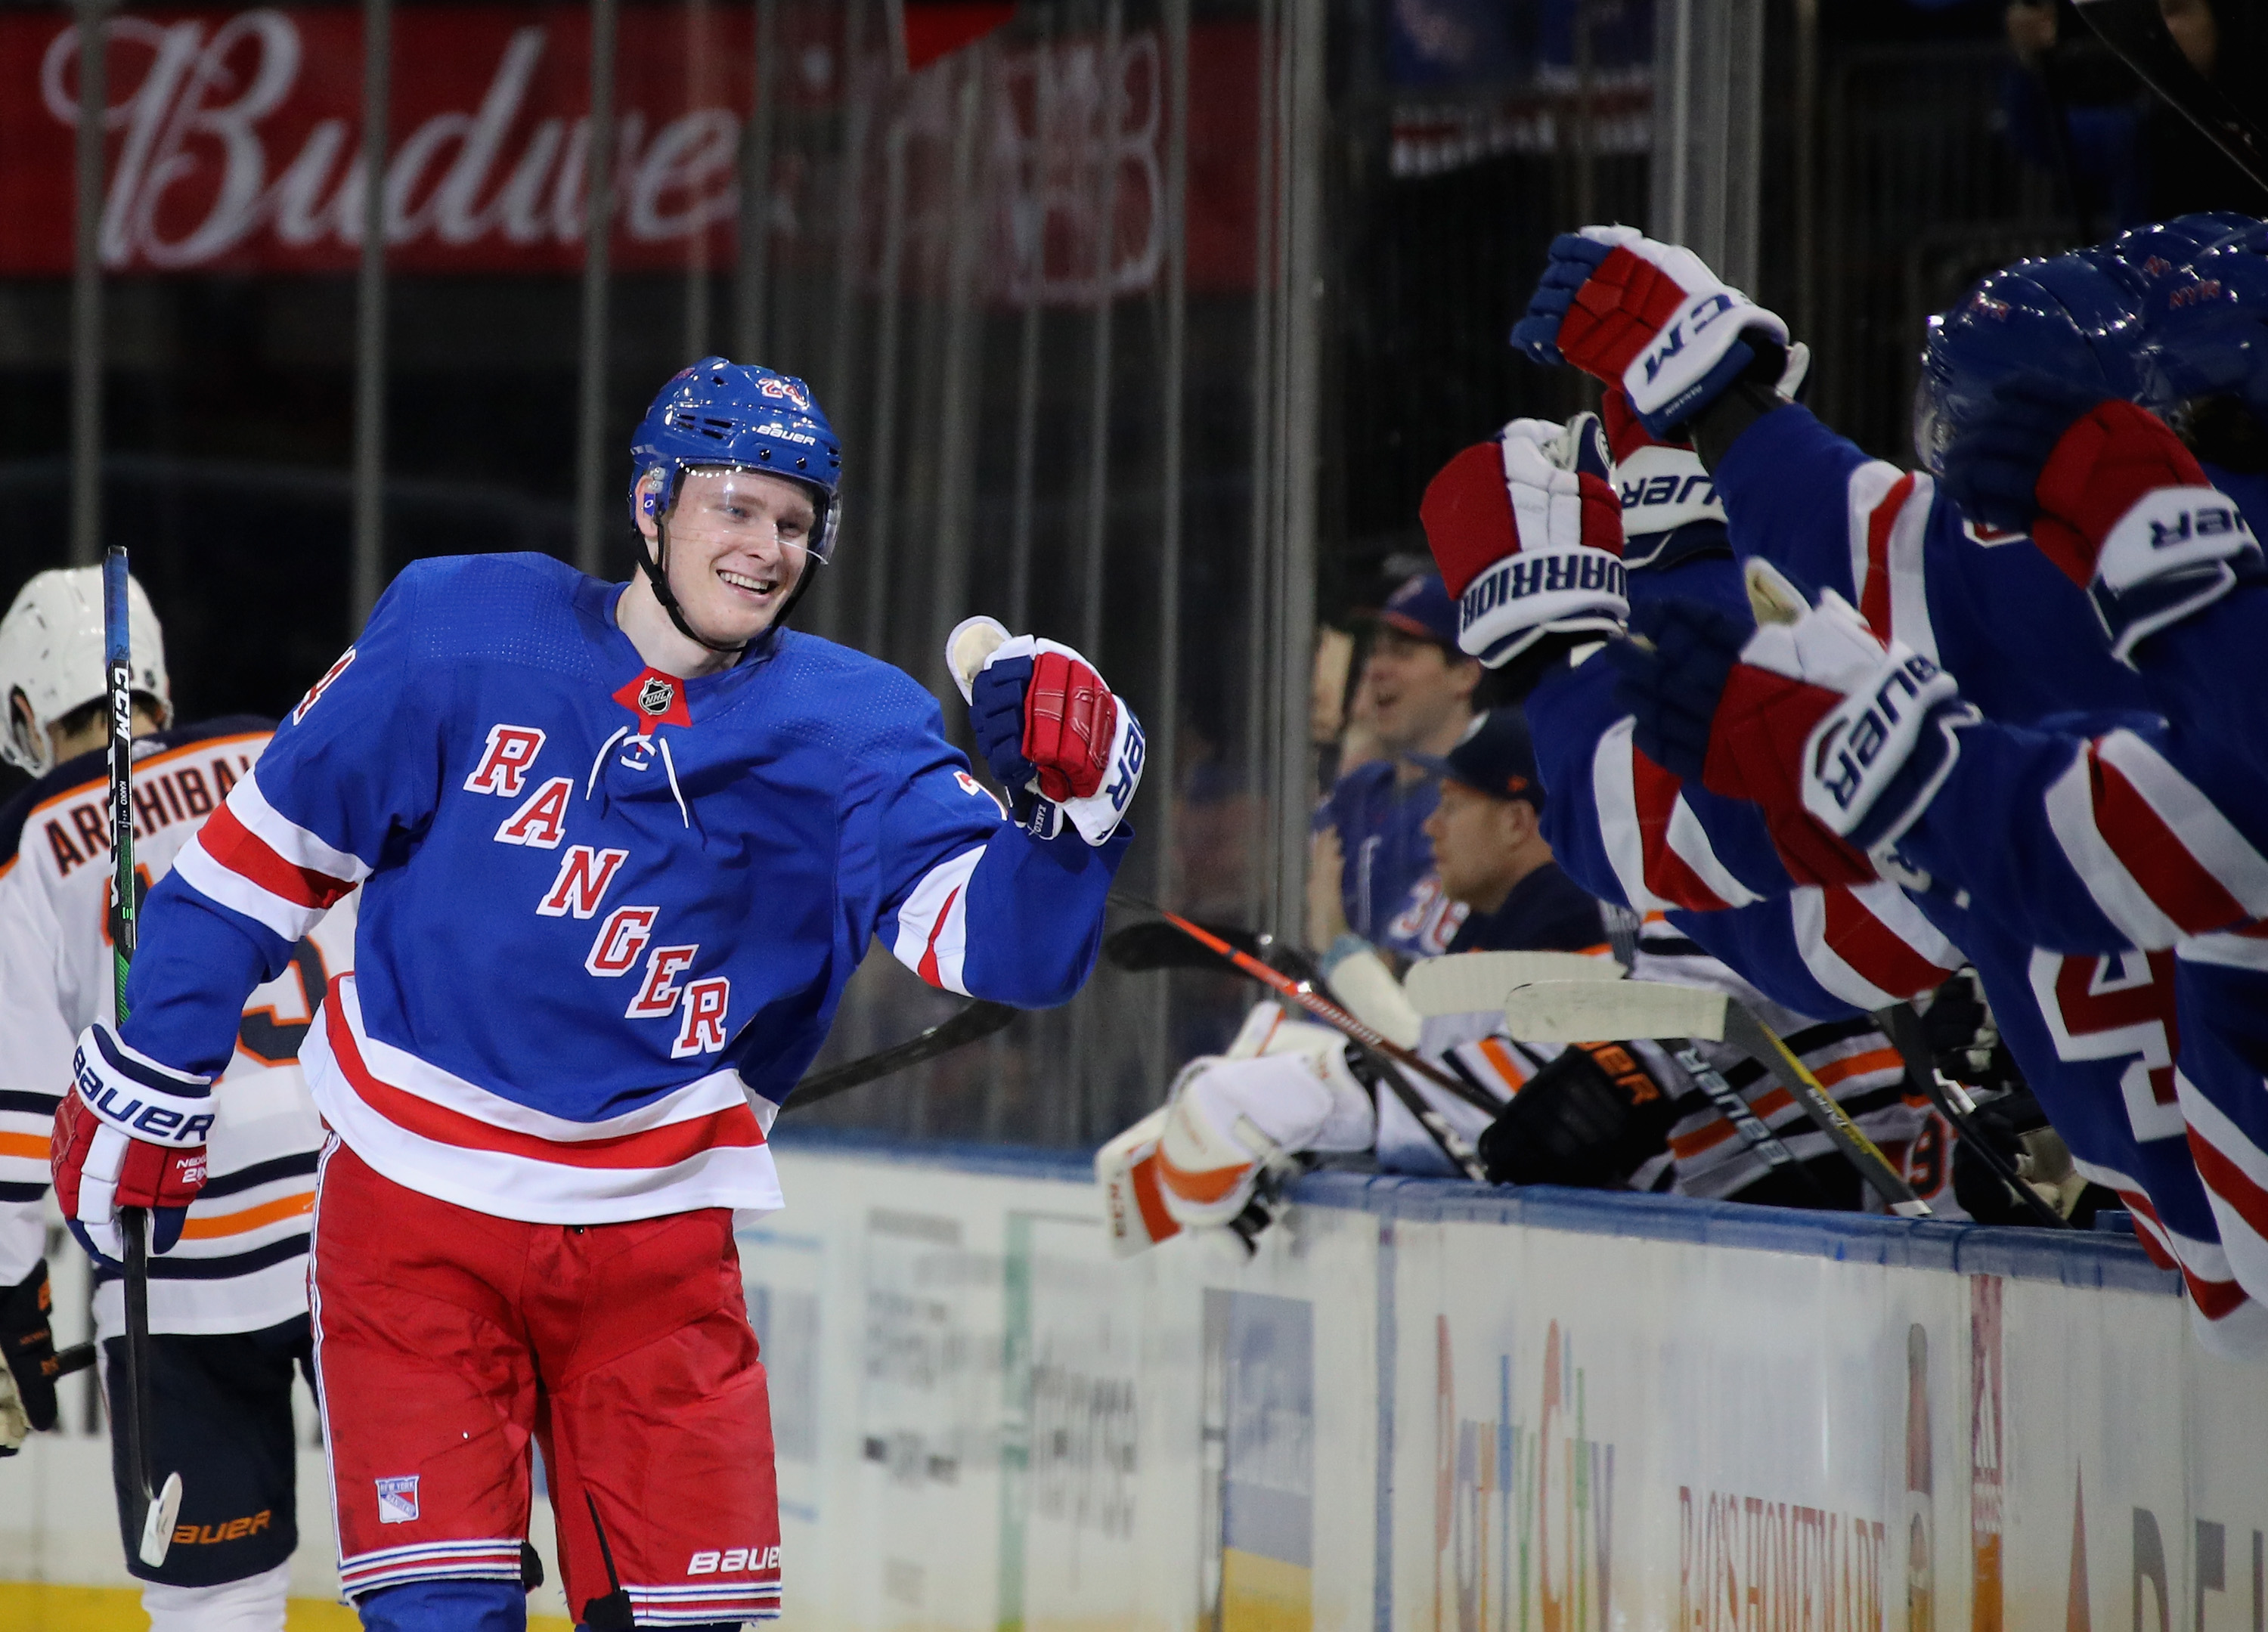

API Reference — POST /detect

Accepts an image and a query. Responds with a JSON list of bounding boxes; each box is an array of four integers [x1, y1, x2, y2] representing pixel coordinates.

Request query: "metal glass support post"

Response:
[[685, 0, 715, 357], [1273, 0, 1325, 934], [1077, 0, 1125, 658], [860, 116, 910, 655], [575, 0, 621, 575], [70, 0, 110, 568], [352, 0, 392, 629], [817, 0, 875, 642], [928, 56, 988, 701], [735, 0, 780, 362], [1242, 0, 1279, 936], [1005, 11, 1058, 636]]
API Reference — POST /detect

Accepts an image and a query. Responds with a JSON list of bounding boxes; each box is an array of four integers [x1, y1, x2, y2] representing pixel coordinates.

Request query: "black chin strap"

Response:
[[637, 510, 751, 658]]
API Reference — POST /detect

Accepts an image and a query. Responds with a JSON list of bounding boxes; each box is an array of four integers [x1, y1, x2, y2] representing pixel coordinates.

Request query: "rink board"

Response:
[[4, 1129, 2257, 1632]]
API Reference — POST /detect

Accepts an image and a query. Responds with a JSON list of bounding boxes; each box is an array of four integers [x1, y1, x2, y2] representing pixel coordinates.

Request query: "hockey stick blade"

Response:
[[1501, 980, 1728, 1042], [1405, 951, 1623, 1019], [782, 999, 1016, 1111], [2072, 0, 2268, 191], [1873, 1004, 2068, 1229], [138, 1471, 183, 1567]]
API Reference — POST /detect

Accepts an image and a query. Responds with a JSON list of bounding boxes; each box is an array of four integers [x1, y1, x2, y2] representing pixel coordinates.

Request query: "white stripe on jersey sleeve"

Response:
[[2096, 732, 2268, 915], [2043, 743, 2184, 949], [1592, 719, 1672, 914], [172, 835, 328, 943], [889, 845, 984, 996], [228, 770, 373, 885]]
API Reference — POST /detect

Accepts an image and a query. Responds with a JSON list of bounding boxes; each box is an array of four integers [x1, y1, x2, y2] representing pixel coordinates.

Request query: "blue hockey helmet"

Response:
[[2133, 220, 2268, 417], [629, 358, 844, 560], [1913, 252, 2150, 475]]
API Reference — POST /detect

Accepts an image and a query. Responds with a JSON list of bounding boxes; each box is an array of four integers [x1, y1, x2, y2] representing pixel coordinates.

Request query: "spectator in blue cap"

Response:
[[1415, 707, 1607, 955], [1310, 573, 1479, 960]]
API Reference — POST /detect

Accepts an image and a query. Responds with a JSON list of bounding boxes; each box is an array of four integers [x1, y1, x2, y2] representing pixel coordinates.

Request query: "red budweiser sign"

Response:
[[0, 6, 1259, 293]]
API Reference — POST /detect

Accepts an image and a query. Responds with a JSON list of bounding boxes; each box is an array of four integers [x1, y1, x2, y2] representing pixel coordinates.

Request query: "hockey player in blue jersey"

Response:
[[47, 359, 1141, 1632], [1484, 227, 2268, 1336]]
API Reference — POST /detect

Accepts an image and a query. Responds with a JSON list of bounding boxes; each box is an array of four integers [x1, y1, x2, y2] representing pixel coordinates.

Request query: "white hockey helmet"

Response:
[[0, 566, 172, 776]]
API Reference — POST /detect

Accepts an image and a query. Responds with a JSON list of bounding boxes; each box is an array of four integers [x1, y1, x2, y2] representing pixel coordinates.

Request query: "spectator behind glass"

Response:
[[1309, 574, 1479, 960], [1414, 708, 1609, 955], [2000, 0, 2268, 227]]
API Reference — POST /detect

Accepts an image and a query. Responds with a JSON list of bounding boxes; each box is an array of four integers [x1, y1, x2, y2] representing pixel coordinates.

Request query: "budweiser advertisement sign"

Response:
[[0, 5, 1259, 294]]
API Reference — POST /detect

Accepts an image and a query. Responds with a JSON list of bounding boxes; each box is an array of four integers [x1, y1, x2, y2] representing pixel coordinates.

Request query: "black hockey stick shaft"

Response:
[[103, 547, 172, 1559], [782, 999, 1016, 1111], [1108, 895, 1489, 1181], [581, 1491, 636, 1630], [1873, 1004, 2070, 1229]]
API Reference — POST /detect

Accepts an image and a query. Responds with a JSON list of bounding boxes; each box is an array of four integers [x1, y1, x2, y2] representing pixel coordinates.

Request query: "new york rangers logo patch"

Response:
[[640, 676, 676, 716], [376, 1476, 420, 1524]]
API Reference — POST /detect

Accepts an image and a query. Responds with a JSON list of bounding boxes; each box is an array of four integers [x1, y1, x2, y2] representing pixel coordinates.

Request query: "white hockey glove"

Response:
[[1154, 1044, 1375, 1228], [1421, 413, 1628, 668], [947, 617, 1143, 845]]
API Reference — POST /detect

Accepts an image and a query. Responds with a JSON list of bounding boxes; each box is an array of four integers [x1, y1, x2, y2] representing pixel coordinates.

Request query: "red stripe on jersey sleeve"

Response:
[[1631, 753, 1734, 912], [1820, 887, 1957, 1000], [198, 801, 357, 911], [1859, 472, 1916, 638], [916, 884, 963, 989], [2088, 748, 2250, 935], [326, 996, 764, 1168]]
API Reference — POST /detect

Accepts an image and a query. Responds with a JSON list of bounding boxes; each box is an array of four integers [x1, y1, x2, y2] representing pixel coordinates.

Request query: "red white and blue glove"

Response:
[[1608, 563, 1977, 884], [1938, 372, 2261, 663], [1512, 227, 1790, 436], [1599, 385, 1728, 570], [51, 1026, 212, 1271], [1421, 412, 1627, 667], [950, 618, 1142, 845]]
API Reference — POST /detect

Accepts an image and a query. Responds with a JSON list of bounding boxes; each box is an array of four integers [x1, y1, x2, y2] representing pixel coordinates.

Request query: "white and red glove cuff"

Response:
[[1737, 581, 1975, 853], [70, 1026, 214, 1148], [1458, 546, 1628, 666], [2090, 486, 2262, 664]]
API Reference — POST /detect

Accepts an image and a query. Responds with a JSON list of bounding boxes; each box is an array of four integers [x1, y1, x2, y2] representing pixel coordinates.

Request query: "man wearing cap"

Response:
[[1310, 573, 1480, 960], [1417, 708, 1606, 954]]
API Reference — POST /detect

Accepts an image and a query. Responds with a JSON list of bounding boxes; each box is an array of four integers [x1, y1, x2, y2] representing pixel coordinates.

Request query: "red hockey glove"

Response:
[[1715, 564, 1977, 862], [1512, 227, 1789, 435], [2030, 395, 2260, 661], [51, 1027, 212, 1271], [951, 619, 1143, 847], [1421, 413, 1626, 668]]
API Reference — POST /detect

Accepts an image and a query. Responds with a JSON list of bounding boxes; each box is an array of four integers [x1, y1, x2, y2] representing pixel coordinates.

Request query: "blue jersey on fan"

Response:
[[1315, 762, 1464, 958], [119, 553, 1128, 1225]]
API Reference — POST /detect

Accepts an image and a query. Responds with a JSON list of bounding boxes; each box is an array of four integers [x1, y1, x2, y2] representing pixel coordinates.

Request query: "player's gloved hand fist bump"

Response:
[[51, 1024, 212, 1270], [0, 1261, 60, 1455], [1725, 562, 1978, 856], [950, 617, 1143, 846], [1947, 375, 2264, 662], [1421, 413, 1627, 669], [1154, 1047, 1373, 1227], [1513, 226, 1789, 436]]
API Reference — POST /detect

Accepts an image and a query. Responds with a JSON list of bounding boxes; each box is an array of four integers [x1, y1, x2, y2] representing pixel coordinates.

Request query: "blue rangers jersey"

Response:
[[0, 720, 354, 1336], [119, 554, 1129, 1226]]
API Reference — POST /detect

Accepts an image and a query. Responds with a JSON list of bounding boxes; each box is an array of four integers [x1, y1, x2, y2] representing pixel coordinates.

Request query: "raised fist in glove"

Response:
[[1421, 412, 1626, 670], [948, 617, 1143, 845], [51, 1025, 212, 1270], [0, 1262, 60, 1454], [1512, 226, 1789, 436], [1940, 371, 2260, 661]]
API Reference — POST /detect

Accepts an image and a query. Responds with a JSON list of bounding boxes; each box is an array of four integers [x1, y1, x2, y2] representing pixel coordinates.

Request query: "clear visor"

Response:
[[662, 464, 831, 568]]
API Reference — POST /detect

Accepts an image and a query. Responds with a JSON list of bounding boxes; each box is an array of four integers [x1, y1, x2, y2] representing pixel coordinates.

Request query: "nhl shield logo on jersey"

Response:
[[376, 1476, 420, 1524], [640, 676, 676, 717], [610, 667, 694, 727]]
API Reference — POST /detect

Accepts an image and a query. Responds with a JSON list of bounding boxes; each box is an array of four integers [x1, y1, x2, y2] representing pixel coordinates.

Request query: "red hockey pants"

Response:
[[308, 1141, 781, 1624]]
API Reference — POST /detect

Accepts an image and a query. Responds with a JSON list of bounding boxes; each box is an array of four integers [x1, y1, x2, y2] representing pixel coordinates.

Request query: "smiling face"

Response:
[[637, 465, 820, 649], [1360, 626, 1479, 755]]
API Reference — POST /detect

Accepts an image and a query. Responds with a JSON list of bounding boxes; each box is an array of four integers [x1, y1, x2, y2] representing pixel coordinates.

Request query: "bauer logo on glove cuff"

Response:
[[1800, 647, 1974, 847], [72, 1031, 215, 1147], [2098, 486, 2257, 593]]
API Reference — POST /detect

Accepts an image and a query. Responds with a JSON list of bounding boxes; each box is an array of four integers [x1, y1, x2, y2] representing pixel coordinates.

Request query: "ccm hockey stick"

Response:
[[1501, 981, 1930, 1215], [2073, 0, 2268, 192], [1104, 897, 1491, 1181], [103, 547, 184, 1566]]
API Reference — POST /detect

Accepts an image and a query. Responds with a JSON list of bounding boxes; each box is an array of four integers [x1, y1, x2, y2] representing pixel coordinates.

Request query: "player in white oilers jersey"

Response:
[[0, 567, 353, 1632]]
